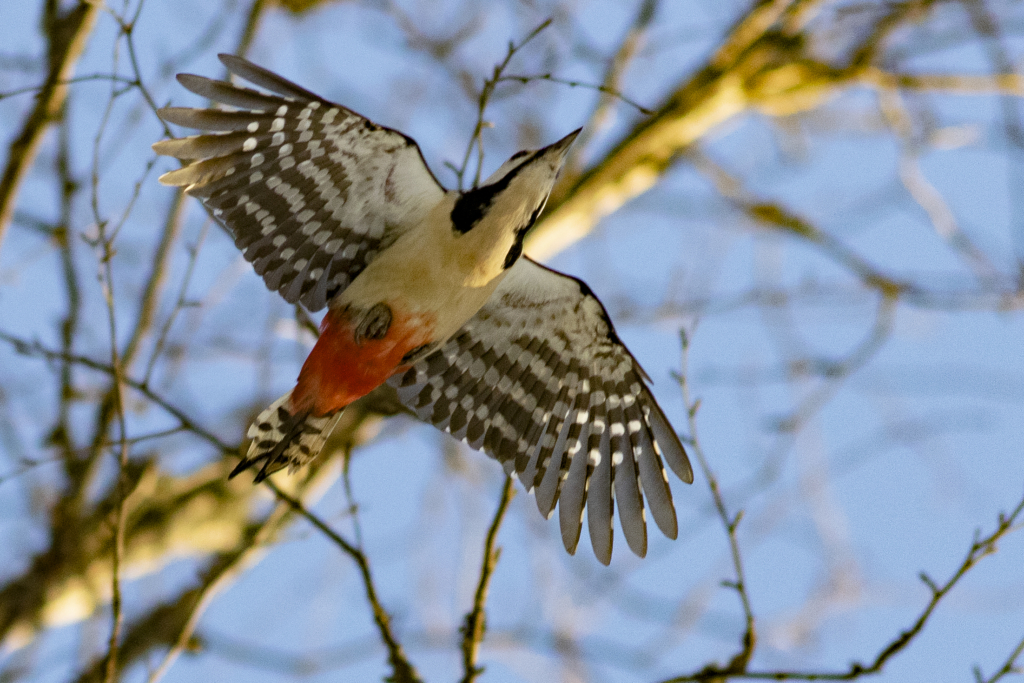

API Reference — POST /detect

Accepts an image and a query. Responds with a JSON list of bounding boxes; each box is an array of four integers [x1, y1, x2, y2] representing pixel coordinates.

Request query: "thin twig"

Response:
[[142, 207, 207, 384], [52, 112, 82, 466], [267, 482, 424, 683], [678, 328, 756, 675], [497, 73, 653, 115], [459, 475, 515, 683], [91, 19, 132, 681], [975, 632, 1024, 683], [0, 331, 234, 453], [0, 73, 139, 102], [661, 493, 1024, 681], [340, 445, 365, 548], [451, 18, 551, 189]]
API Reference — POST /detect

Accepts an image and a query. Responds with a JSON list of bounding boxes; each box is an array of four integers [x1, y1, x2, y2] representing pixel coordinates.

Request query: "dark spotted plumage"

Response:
[[389, 257, 693, 564], [234, 394, 342, 482], [154, 54, 444, 312]]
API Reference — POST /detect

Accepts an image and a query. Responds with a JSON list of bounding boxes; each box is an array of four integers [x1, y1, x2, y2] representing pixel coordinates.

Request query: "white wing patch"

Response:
[[388, 257, 693, 564], [153, 54, 445, 311]]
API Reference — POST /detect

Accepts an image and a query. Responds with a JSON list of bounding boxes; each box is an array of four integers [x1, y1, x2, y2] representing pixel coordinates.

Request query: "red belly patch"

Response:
[[291, 305, 435, 416]]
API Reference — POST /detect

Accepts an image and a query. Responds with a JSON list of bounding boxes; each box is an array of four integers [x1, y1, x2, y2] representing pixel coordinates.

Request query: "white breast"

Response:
[[333, 193, 513, 344]]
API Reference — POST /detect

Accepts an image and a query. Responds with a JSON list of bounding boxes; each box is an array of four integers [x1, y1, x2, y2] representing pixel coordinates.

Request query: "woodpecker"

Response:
[[153, 54, 693, 564]]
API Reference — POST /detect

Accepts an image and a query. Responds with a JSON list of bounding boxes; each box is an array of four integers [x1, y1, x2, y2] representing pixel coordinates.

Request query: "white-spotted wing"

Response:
[[389, 257, 693, 564], [154, 54, 445, 311]]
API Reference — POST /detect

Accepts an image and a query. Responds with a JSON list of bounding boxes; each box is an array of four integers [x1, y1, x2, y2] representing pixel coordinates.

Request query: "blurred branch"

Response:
[[51, 114, 81, 465], [526, 0, 836, 258], [775, 293, 898, 434], [960, 0, 1024, 262], [663, 493, 1024, 681], [0, 332, 233, 452], [526, 0, 1009, 263], [376, 0, 481, 63], [687, 147, 909, 298], [235, 0, 267, 59], [875, 80, 999, 280], [568, 0, 658, 173], [0, 0, 100, 254], [863, 68, 1024, 95], [75, 477, 301, 683], [720, 293, 898, 520], [459, 475, 515, 683]]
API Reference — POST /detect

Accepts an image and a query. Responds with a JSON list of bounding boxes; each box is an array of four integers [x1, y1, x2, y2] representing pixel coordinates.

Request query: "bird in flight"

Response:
[[153, 54, 692, 564]]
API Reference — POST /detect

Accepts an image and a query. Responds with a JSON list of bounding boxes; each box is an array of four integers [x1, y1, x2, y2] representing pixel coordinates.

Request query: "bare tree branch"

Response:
[[678, 329, 757, 678], [661, 493, 1024, 681], [975, 633, 1024, 683], [0, 0, 100, 254], [269, 483, 424, 683], [459, 475, 515, 683]]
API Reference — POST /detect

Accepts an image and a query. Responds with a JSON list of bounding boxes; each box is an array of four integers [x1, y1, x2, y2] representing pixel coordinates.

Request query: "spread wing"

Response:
[[153, 54, 445, 311], [388, 257, 693, 564]]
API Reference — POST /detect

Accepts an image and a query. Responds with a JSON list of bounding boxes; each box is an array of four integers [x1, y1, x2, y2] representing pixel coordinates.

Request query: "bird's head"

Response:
[[450, 129, 581, 253]]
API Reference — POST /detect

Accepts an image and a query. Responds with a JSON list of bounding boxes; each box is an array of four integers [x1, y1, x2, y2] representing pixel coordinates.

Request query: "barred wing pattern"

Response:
[[389, 258, 693, 564], [154, 54, 445, 311]]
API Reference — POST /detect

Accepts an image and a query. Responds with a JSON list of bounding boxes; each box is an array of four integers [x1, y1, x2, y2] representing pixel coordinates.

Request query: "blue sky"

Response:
[[0, 1, 1022, 682]]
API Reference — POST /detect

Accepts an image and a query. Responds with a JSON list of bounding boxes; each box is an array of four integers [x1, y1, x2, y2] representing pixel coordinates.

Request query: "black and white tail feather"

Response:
[[155, 54, 693, 564], [232, 393, 342, 482]]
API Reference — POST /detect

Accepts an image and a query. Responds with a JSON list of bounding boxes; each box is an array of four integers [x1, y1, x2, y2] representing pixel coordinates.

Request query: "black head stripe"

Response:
[[503, 200, 547, 269], [451, 183, 502, 234], [451, 156, 529, 234], [503, 240, 524, 269]]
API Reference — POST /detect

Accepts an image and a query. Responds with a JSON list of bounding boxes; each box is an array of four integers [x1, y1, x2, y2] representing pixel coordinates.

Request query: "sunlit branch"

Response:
[[862, 67, 1024, 95]]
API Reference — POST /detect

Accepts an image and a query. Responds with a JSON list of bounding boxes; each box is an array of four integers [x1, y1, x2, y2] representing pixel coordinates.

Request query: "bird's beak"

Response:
[[544, 128, 582, 158]]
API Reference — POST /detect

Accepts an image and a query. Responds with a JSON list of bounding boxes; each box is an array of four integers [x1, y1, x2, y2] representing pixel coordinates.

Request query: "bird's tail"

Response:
[[232, 393, 343, 482]]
